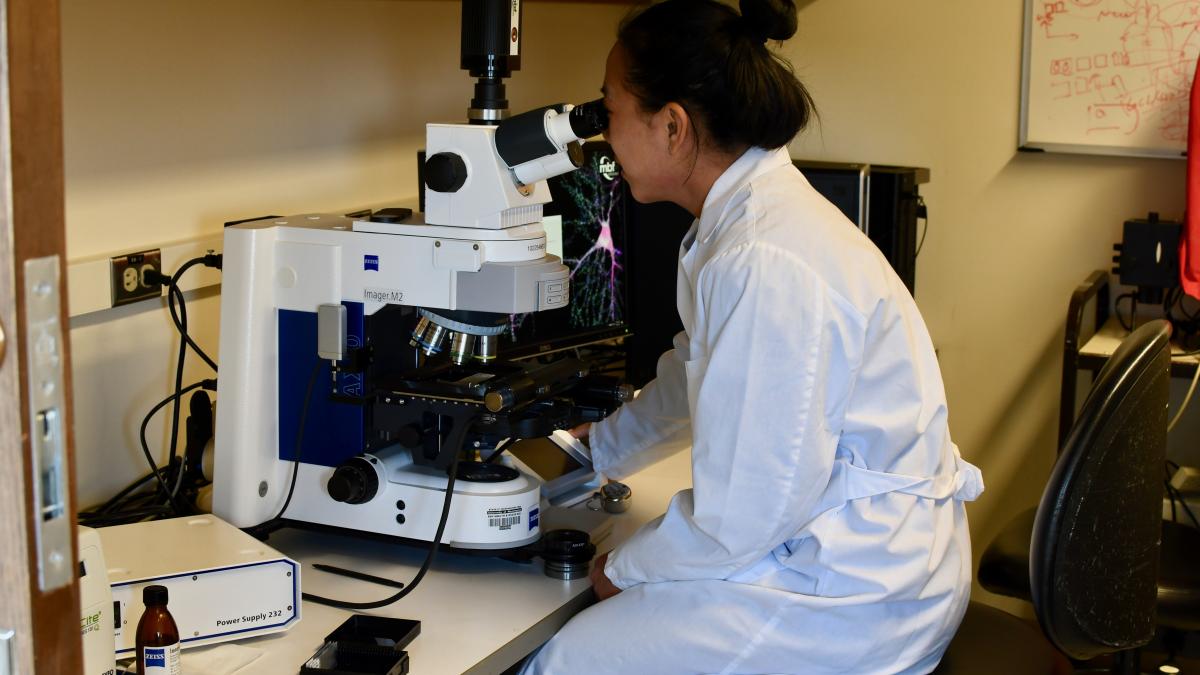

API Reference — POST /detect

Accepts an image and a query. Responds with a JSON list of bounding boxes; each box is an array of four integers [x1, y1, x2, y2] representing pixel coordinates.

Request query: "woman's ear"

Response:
[[660, 102, 693, 156]]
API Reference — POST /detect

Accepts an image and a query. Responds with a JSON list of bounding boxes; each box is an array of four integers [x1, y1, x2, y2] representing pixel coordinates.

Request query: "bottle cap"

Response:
[[143, 584, 168, 606]]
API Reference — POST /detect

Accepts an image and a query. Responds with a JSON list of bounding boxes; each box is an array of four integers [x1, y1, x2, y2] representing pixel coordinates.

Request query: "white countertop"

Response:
[[188, 449, 692, 675]]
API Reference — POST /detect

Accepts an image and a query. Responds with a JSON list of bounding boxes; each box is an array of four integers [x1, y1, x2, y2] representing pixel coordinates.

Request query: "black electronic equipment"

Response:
[[300, 615, 420, 675], [623, 198, 692, 387], [791, 161, 929, 294], [1112, 212, 1181, 303]]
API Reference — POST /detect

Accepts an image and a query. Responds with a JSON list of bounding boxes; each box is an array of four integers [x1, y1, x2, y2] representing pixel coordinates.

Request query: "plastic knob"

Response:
[[326, 458, 379, 505], [425, 153, 468, 193]]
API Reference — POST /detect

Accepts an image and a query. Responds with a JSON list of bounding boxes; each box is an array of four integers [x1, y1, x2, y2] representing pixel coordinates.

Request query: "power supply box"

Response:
[[97, 514, 300, 657]]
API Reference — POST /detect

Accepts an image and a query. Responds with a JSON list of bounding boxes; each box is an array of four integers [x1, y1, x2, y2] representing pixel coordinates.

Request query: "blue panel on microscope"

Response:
[[278, 305, 365, 466]]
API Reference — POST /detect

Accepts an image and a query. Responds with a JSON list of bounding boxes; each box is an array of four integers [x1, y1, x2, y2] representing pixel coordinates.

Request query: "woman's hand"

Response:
[[590, 552, 621, 601], [568, 422, 592, 441]]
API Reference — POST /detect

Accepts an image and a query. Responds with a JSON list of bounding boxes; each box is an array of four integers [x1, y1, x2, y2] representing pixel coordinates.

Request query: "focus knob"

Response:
[[425, 152, 468, 193], [326, 457, 380, 505]]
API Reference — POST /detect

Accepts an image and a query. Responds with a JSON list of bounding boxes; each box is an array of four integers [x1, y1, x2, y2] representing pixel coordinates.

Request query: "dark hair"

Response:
[[617, 0, 815, 152]]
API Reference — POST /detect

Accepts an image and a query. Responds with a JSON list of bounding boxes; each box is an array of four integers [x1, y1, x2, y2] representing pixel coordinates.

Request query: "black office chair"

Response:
[[938, 320, 1177, 674]]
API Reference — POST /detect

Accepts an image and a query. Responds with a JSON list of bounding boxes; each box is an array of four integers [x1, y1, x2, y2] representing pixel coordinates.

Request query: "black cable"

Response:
[[165, 258, 219, 372], [80, 506, 174, 528], [78, 474, 167, 525], [271, 360, 323, 524], [483, 437, 517, 464], [1166, 465, 1178, 525], [1163, 460, 1200, 529], [139, 380, 215, 514], [1115, 293, 1136, 332], [914, 195, 929, 258], [302, 450, 461, 610], [167, 284, 190, 501], [90, 469, 162, 514], [142, 255, 220, 504], [1165, 481, 1200, 530]]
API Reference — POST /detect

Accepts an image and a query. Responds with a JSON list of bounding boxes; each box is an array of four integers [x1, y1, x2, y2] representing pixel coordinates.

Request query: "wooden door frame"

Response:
[[0, 2, 34, 661], [3, 0, 83, 671]]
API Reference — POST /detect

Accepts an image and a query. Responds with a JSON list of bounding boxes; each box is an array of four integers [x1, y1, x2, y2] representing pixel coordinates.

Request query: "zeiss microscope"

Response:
[[212, 0, 620, 554]]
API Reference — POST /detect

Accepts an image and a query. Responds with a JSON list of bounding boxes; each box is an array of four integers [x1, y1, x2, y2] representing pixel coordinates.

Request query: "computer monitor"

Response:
[[502, 142, 631, 358]]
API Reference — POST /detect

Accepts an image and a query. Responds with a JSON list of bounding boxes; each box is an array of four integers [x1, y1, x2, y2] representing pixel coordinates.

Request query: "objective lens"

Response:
[[409, 316, 432, 348], [417, 322, 448, 355], [448, 331, 476, 365], [569, 98, 608, 138], [474, 334, 498, 363]]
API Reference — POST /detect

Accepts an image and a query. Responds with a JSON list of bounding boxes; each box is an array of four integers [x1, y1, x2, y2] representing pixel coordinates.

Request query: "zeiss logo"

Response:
[[145, 648, 166, 666], [364, 255, 379, 271], [529, 506, 539, 531]]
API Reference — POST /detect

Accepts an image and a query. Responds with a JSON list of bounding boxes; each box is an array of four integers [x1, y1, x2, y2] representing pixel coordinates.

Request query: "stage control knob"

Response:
[[326, 457, 380, 505]]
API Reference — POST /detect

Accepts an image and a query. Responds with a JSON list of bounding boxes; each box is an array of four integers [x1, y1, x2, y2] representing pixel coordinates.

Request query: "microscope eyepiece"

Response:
[[495, 100, 609, 187], [568, 99, 608, 139]]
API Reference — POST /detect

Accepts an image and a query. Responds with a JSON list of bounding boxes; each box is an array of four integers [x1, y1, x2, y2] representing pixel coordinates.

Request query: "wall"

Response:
[[786, 1, 1190, 610], [62, 0, 631, 507]]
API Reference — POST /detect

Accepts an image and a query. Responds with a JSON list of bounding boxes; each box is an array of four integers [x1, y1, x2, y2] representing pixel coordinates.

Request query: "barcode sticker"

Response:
[[486, 506, 522, 531]]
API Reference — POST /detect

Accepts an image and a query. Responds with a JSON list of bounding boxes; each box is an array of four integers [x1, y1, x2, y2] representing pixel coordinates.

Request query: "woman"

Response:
[[523, 0, 983, 672]]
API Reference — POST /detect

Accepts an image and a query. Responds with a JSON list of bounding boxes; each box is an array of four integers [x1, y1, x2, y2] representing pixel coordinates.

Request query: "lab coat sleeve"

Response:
[[588, 331, 693, 479], [605, 242, 855, 588]]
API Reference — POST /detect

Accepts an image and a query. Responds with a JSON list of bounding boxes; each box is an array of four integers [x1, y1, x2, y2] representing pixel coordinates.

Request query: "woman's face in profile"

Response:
[[602, 44, 669, 205]]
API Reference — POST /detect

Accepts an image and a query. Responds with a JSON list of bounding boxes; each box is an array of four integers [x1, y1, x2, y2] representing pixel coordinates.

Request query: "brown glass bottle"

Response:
[[135, 584, 181, 675]]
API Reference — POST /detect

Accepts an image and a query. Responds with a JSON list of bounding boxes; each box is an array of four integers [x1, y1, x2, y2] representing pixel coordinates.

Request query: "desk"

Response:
[[1078, 317, 1200, 374], [189, 449, 692, 675], [1060, 271, 1200, 448]]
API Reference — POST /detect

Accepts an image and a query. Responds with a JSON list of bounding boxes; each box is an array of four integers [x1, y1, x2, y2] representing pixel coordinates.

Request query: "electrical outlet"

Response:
[[109, 249, 162, 307]]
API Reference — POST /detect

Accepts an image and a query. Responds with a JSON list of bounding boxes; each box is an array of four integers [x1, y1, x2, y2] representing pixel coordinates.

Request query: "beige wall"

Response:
[[64, 0, 1188, 612]]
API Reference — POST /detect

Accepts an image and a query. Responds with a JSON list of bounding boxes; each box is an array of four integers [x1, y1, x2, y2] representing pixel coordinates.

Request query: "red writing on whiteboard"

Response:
[[1038, 0, 1200, 144]]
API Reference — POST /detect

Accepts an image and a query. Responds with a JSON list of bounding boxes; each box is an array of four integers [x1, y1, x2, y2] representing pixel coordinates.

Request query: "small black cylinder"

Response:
[[541, 529, 596, 580], [471, 78, 509, 115]]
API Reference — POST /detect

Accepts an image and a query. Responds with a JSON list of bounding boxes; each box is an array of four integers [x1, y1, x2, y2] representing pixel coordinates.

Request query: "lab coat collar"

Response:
[[696, 145, 793, 244]]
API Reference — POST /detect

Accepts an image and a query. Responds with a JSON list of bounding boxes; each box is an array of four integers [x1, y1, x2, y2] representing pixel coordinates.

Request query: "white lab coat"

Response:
[[521, 147, 983, 675]]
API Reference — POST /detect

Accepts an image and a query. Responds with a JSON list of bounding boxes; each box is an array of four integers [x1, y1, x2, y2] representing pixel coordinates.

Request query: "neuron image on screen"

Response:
[[503, 142, 629, 357]]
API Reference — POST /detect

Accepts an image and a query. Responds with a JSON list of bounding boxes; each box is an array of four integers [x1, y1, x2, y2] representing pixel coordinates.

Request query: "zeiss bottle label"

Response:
[[142, 643, 181, 674]]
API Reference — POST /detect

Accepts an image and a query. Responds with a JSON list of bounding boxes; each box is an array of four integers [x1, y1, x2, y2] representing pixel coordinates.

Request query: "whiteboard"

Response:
[[1020, 0, 1199, 158]]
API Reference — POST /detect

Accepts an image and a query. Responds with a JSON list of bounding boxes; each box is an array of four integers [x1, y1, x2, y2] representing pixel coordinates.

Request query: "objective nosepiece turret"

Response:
[[409, 309, 508, 364]]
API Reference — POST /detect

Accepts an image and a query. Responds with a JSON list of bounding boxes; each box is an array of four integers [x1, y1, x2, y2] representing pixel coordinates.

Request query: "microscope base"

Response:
[[277, 462, 543, 551]]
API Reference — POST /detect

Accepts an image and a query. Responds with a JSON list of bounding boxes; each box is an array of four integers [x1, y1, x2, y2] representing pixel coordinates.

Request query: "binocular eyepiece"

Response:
[[568, 98, 609, 139], [494, 99, 610, 187]]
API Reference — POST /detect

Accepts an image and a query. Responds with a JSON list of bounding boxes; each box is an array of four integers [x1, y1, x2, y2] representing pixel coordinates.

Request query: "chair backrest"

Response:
[[1030, 319, 1169, 661]]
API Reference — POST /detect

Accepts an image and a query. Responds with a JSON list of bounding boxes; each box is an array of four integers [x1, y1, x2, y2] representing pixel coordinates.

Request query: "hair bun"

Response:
[[738, 0, 798, 42]]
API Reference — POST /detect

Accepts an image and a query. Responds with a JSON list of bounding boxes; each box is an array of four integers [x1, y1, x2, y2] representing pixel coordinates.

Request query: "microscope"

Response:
[[212, 0, 622, 554]]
